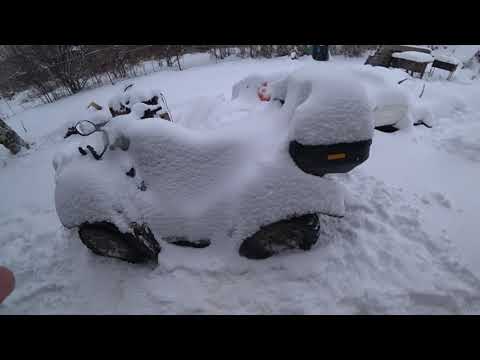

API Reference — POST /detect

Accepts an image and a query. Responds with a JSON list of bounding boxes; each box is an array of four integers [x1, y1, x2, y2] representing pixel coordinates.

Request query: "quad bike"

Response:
[[349, 67, 434, 133], [53, 64, 375, 264]]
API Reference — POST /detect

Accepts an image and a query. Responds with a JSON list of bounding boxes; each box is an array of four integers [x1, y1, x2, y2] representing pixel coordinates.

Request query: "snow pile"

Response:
[[174, 95, 234, 130], [392, 51, 434, 63]]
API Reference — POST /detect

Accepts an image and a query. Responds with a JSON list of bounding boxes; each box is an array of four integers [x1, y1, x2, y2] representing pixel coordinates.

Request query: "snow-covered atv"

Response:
[[350, 67, 434, 132], [53, 64, 374, 264]]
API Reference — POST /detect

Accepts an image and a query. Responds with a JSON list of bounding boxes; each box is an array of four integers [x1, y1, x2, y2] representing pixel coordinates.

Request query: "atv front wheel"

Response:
[[78, 221, 161, 264]]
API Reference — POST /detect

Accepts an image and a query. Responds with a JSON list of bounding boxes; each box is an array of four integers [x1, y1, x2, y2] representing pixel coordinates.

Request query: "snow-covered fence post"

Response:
[[0, 117, 30, 155]]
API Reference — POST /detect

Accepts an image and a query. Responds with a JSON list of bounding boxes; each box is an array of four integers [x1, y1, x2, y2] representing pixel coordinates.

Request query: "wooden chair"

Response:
[[429, 58, 459, 80], [365, 45, 431, 68], [390, 56, 433, 79]]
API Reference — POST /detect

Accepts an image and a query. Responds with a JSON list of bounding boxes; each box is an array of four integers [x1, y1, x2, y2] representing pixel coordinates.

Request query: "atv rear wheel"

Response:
[[239, 213, 320, 260]]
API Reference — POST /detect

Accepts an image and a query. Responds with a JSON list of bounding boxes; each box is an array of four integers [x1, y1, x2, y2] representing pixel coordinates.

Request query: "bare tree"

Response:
[[0, 44, 384, 108], [329, 45, 377, 57], [0, 117, 29, 155]]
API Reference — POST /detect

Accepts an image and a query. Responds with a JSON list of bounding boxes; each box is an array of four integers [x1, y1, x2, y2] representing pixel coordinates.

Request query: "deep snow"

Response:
[[1, 51, 480, 314]]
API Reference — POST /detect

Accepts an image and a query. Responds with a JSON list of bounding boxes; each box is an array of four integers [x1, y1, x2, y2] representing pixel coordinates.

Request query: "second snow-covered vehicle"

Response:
[[53, 64, 376, 263], [349, 66, 434, 132]]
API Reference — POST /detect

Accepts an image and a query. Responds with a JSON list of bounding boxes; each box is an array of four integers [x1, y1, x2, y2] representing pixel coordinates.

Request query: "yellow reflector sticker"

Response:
[[328, 153, 346, 160]]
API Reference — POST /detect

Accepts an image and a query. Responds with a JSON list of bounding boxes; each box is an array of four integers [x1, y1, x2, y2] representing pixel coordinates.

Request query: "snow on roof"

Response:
[[392, 51, 434, 63]]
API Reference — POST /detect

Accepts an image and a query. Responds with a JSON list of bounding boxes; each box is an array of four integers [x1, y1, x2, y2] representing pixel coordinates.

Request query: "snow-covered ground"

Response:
[[1, 49, 480, 314]]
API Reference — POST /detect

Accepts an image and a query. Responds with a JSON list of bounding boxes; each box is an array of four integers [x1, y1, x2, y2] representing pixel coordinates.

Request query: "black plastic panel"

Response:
[[375, 125, 400, 133], [289, 139, 372, 177]]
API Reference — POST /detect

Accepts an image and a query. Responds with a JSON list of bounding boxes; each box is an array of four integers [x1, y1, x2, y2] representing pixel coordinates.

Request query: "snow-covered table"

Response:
[[391, 51, 434, 79], [365, 45, 432, 68]]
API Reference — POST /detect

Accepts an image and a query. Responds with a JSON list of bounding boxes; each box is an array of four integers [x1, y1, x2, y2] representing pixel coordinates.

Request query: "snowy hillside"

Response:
[[1, 51, 480, 314]]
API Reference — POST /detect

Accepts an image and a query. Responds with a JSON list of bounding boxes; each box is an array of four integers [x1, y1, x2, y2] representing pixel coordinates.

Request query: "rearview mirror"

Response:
[[75, 121, 97, 136]]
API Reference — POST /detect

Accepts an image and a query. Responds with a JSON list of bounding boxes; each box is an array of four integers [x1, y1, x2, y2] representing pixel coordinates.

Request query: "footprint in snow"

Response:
[[420, 196, 431, 205], [431, 192, 452, 209]]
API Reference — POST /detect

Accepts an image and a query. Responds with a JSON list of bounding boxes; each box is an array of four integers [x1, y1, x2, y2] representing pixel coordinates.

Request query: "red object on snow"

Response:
[[257, 83, 271, 102], [0, 266, 15, 304]]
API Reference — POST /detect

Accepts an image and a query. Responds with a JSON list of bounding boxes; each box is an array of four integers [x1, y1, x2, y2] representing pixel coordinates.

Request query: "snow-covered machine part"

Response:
[[370, 89, 411, 128], [107, 86, 171, 120], [231, 72, 288, 103], [284, 64, 374, 176], [286, 64, 374, 145], [108, 88, 163, 111]]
